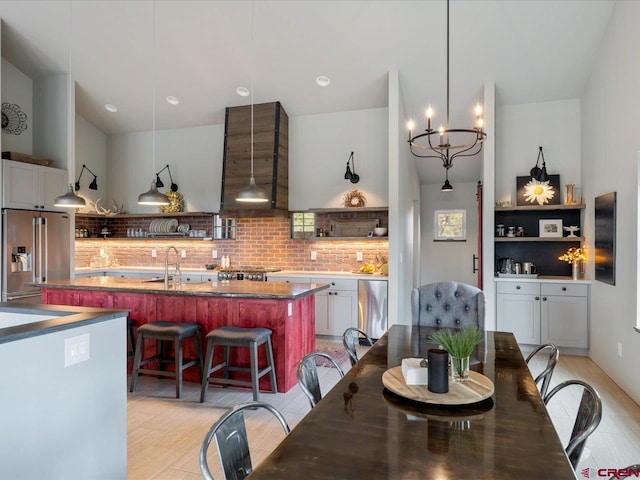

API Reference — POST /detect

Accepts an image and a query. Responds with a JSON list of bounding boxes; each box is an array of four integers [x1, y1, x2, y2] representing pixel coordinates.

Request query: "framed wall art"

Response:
[[539, 219, 563, 238], [516, 174, 561, 206], [595, 192, 616, 285]]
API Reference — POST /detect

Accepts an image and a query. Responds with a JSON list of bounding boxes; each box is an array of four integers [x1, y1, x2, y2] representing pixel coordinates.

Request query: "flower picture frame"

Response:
[[516, 174, 561, 206], [539, 219, 563, 238]]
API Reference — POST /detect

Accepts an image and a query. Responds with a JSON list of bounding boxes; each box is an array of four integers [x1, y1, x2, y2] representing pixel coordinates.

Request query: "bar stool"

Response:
[[129, 321, 203, 399], [200, 326, 277, 403], [127, 319, 136, 359]]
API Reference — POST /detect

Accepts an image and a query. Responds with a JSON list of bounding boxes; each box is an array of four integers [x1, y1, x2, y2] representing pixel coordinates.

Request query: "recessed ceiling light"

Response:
[[236, 87, 250, 97], [316, 76, 330, 87], [104, 104, 118, 113], [166, 96, 179, 105]]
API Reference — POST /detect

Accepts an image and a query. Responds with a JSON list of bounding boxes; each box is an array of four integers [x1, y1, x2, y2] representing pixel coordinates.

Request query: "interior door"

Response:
[[476, 181, 483, 288]]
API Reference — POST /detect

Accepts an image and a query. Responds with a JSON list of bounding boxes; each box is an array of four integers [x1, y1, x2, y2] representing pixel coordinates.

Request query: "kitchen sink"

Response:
[[142, 276, 170, 283]]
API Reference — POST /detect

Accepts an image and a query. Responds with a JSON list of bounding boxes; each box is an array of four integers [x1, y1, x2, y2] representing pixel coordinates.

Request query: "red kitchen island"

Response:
[[38, 277, 328, 393]]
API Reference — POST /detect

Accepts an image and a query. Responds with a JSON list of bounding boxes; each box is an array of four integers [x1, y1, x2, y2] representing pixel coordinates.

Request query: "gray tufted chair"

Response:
[[411, 281, 486, 330]]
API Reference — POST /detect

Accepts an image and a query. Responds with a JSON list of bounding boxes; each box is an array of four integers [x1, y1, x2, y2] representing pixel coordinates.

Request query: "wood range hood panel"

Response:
[[220, 101, 289, 217]]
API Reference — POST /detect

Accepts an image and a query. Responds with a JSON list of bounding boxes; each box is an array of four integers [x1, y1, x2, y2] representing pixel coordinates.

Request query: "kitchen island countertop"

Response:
[[33, 276, 329, 300]]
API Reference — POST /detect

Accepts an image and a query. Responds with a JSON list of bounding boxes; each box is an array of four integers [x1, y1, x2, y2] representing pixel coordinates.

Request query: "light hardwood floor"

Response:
[[128, 342, 640, 479]]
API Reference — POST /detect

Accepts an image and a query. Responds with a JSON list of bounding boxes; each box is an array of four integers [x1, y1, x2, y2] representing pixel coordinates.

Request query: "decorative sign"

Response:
[[516, 174, 561, 206], [595, 192, 616, 285]]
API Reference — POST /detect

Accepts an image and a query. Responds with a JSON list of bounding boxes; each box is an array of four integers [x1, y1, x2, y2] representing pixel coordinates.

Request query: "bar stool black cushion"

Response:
[[129, 321, 203, 399], [200, 325, 277, 403]]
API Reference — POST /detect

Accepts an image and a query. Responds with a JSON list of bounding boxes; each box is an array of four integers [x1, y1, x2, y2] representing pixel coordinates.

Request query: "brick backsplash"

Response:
[[75, 217, 389, 271]]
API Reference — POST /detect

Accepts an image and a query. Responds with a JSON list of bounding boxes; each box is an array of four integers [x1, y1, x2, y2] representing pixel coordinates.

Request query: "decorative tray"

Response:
[[381, 366, 494, 406]]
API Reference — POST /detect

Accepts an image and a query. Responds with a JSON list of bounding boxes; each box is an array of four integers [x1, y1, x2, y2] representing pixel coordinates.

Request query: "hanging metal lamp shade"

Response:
[[236, 176, 269, 203], [138, 179, 170, 205], [55, 184, 86, 208]]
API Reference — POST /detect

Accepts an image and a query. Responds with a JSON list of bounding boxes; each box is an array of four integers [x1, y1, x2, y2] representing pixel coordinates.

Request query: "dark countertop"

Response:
[[0, 303, 128, 344], [34, 277, 330, 300]]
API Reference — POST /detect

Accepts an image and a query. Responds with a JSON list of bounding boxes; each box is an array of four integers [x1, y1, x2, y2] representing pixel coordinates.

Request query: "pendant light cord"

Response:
[[152, 0, 156, 177], [250, 0, 255, 179], [446, 0, 449, 131]]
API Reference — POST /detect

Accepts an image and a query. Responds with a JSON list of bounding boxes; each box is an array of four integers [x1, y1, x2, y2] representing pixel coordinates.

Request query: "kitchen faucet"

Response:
[[164, 246, 181, 289]]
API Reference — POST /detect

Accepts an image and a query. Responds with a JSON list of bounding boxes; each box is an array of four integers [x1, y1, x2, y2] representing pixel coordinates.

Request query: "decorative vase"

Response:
[[565, 184, 575, 205], [451, 356, 470, 383], [572, 260, 580, 280], [427, 348, 449, 393]]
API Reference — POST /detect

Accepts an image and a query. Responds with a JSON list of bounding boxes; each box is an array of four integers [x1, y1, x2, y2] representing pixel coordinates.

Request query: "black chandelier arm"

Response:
[[75, 164, 97, 191]]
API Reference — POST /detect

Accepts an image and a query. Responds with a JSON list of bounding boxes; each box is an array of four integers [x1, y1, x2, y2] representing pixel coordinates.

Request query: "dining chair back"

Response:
[[543, 379, 603, 469], [297, 352, 345, 408], [199, 401, 290, 480], [410, 281, 486, 330], [342, 327, 374, 367], [525, 343, 559, 398]]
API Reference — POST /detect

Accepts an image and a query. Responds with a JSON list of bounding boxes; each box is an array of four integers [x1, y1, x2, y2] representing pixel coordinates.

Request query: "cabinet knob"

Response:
[[562, 287, 567, 291], [516, 285, 521, 290], [542, 297, 547, 301], [331, 282, 335, 286], [334, 291, 338, 295], [535, 297, 540, 301]]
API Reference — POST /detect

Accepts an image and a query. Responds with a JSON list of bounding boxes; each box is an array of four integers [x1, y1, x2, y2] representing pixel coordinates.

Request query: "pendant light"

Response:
[[407, 0, 487, 190], [236, 1, 269, 203], [138, 1, 169, 206], [55, 2, 86, 209]]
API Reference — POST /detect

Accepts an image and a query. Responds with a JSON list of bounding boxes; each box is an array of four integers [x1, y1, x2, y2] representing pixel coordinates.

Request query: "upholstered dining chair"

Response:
[[199, 401, 290, 480], [411, 281, 486, 329], [342, 327, 374, 367], [297, 352, 345, 409], [526, 343, 560, 398], [543, 379, 603, 469]]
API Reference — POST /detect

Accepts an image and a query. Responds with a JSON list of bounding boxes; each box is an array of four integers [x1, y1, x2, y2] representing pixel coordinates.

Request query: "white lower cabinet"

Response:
[[270, 275, 358, 336], [497, 281, 588, 349]]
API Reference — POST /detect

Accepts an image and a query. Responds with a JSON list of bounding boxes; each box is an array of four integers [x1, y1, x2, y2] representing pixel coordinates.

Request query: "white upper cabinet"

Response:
[[3, 160, 67, 211]]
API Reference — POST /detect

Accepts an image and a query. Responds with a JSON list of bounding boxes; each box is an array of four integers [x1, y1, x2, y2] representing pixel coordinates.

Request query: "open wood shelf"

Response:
[[76, 212, 215, 218], [495, 204, 585, 212], [494, 236, 583, 242]]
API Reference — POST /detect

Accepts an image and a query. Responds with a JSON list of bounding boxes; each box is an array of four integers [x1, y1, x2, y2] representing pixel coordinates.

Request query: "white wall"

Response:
[[107, 124, 224, 213], [389, 71, 421, 325], [75, 114, 107, 210], [1, 58, 33, 155], [581, 0, 640, 405], [495, 99, 581, 206], [33, 74, 69, 169], [289, 108, 389, 209], [420, 182, 478, 286], [103, 109, 390, 214], [481, 82, 496, 328]]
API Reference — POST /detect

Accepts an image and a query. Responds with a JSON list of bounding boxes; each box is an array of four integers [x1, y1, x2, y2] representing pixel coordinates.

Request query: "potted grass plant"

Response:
[[428, 327, 483, 383]]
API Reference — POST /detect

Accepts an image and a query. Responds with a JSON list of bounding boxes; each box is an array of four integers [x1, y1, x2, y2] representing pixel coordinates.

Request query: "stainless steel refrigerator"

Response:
[[358, 279, 388, 341], [2, 209, 70, 303]]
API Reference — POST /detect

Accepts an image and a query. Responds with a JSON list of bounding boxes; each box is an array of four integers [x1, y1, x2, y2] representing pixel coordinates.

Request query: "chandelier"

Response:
[[407, 0, 487, 191]]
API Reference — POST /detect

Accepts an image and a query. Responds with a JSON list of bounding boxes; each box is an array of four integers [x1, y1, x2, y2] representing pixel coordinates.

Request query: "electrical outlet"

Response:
[[212, 250, 218, 259], [618, 342, 622, 358], [181, 249, 187, 258], [64, 334, 90, 367], [356, 252, 363, 261], [151, 249, 157, 258], [311, 251, 317, 260], [100, 248, 105, 257]]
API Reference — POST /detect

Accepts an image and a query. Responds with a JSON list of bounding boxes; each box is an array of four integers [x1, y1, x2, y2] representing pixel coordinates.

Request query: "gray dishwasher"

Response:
[[358, 279, 388, 340]]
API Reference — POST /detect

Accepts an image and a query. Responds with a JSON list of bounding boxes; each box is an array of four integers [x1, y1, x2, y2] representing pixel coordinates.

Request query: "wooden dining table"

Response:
[[249, 324, 577, 479]]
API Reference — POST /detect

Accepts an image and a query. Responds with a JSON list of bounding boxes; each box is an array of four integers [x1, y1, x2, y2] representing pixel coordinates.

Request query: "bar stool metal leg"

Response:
[[266, 335, 277, 393]]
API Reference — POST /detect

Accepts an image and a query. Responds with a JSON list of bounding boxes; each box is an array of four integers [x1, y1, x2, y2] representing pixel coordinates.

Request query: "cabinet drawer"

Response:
[[496, 282, 540, 295], [270, 276, 311, 283], [541, 283, 588, 297], [313, 277, 358, 291]]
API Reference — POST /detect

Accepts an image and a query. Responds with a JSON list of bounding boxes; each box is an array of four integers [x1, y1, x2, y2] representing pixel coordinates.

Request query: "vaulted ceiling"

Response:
[[0, 1, 615, 183]]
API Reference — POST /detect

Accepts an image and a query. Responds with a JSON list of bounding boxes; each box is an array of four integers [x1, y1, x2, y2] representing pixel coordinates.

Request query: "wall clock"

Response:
[[1, 102, 28, 135]]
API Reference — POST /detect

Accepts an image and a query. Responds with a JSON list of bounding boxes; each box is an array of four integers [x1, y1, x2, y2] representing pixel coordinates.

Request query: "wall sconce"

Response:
[[155, 164, 178, 192], [75, 164, 98, 191], [530, 146, 549, 182], [344, 151, 359, 184]]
